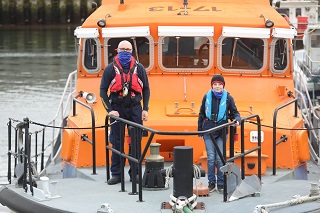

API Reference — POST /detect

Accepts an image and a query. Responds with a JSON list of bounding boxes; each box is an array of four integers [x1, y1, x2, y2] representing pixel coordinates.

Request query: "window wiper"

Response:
[[176, 36, 180, 67], [230, 37, 239, 67], [281, 40, 287, 64]]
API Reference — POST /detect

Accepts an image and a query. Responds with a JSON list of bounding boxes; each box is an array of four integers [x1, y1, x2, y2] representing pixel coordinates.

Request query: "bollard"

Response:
[[49, 181, 59, 198], [40, 176, 50, 196], [142, 143, 166, 189], [173, 146, 193, 198]]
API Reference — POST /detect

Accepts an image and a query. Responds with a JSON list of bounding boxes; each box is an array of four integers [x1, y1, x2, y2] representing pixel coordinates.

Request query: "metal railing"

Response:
[[293, 57, 320, 163], [7, 70, 77, 183], [48, 70, 77, 165], [105, 114, 263, 202], [300, 51, 320, 76], [225, 114, 262, 202], [272, 98, 297, 175], [72, 98, 97, 175]]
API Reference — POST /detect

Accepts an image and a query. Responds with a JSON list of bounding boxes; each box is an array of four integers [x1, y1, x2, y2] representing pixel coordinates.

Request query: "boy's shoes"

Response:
[[107, 176, 121, 185], [208, 183, 223, 193], [208, 182, 216, 192], [217, 185, 224, 193]]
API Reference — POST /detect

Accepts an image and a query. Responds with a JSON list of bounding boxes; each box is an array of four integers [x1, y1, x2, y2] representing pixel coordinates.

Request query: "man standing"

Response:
[[100, 40, 150, 185]]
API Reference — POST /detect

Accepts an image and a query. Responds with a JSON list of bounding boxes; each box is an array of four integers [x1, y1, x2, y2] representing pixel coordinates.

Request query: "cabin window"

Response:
[[159, 36, 212, 71], [218, 37, 265, 72], [105, 37, 151, 69], [296, 8, 301, 17], [270, 38, 289, 74], [311, 35, 320, 48], [276, 9, 290, 18], [83, 38, 101, 74]]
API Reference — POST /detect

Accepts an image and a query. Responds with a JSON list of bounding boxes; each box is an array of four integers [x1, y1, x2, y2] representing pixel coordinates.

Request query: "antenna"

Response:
[[183, 0, 188, 15]]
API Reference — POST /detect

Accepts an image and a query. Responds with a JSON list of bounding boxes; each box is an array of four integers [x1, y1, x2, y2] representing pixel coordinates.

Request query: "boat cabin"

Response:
[[60, 0, 311, 176]]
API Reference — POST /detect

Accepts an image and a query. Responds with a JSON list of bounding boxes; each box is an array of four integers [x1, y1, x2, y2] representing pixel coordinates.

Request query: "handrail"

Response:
[[301, 52, 320, 76], [9, 118, 37, 195], [293, 66, 320, 163], [105, 115, 235, 202], [272, 98, 298, 175], [221, 114, 263, 202], [38, 70, 77, 176], [107, 115, 233, 136], [7, 70, 77, 179], [7, 111, 263, 203], [228, 114, 262, 180], [49, 70, 77, 164], [7, 120, 12, 184], [105, 114, 263, 202], [72, 98, 97, 175]]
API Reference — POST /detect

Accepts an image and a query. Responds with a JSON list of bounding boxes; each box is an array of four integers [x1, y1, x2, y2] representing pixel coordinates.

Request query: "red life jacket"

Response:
[[109, 56, 143, 96]]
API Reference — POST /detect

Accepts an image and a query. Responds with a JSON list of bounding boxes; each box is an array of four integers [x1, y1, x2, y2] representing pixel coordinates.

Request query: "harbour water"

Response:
[[0, 27, 78, 182]]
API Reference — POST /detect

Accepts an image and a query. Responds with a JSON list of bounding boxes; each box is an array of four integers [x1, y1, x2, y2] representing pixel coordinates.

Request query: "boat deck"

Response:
[[1, 161, 320, 213]]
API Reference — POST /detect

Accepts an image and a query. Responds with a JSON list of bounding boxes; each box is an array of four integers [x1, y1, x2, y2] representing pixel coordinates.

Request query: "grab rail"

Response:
[[293, 68, 320, 163], [228, 114, 262, 180], [48, 70, 77, 164], [272, 98, 298, 175], [72, 98, 97, 175], [105, 115, 233, 202], [105, 114, 262, 202], [6, 70, 77, 183], [7, 118, 36, 194], [225, 114, 262, 202], [7, 112, 262, 203]]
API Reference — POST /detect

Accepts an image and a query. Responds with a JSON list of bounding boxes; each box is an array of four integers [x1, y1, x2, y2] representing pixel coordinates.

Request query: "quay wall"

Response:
[[0, 0, 102, 25]]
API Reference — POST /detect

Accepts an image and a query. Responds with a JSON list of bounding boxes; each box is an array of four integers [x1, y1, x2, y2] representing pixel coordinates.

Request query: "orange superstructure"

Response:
[[60, 0, 309, 173]]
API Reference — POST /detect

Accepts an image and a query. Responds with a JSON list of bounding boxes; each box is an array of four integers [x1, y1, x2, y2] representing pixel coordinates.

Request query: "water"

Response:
[[0, 27, 78, 179]]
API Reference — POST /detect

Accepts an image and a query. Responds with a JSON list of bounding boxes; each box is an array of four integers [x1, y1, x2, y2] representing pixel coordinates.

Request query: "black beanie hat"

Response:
[[211, 75, 225, 87]]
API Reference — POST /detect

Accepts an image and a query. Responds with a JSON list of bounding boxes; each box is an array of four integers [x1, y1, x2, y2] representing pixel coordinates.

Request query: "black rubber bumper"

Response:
[[0, 186, 73, 213]]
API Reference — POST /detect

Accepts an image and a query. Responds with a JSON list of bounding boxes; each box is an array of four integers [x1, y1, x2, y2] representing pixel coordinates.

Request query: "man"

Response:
[[100, 40, 150, 185]]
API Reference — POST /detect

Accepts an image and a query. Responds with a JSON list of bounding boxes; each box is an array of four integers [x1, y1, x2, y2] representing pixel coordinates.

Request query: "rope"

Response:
[[165, 164, 201, 189], [193, 164, 201, 179], [245, 120, 312, 131], [253, 194, 320, 213], [183, 206, 193, 213], [165, 164, 173, 188], [7, 118, 112, 136], [192, 164, 201, 197], [31, 120, 107, 129], [169, 194, 197, 213], [303, 24, 320, 34], [9, 117, 320, 138]]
